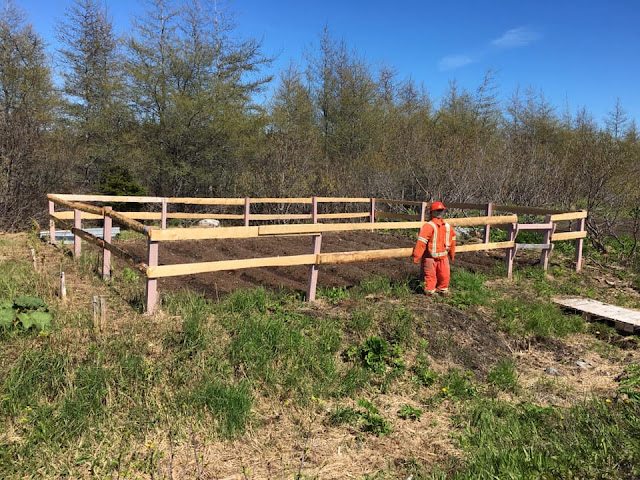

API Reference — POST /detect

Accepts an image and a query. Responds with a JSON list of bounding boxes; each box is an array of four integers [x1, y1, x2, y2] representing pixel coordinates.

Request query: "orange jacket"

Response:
[[412, 218, 456, 263]]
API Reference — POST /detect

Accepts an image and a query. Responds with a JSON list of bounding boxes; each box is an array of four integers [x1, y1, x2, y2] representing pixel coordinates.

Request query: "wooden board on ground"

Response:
[[552, 297, 640, 333]]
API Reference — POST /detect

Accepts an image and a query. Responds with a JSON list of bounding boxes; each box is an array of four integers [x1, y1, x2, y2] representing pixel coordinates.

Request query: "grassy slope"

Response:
[[1, 233, 640, 479]]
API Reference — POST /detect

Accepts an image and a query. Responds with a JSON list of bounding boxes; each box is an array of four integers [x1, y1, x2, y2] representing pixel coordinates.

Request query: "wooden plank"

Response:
[[517, 222, 553, 231], [47, 195, 104, 215], [446, 202, 486, 210], [54, 194, 163, 203], [247, 214, 313, 220], [71, 228, 148, 273], [552, 231, 587, 241], [375, 198, 423, 206], [317, 197, 371, 203], [456, 241, 515, 252], [250, 197, 313, 204], [317, 212, 370, 219], [168, 197, 245, 205], [54, 211, 103, 220], [553, 297, 640, 330], [106, 209, 151, 235], [549, 210, 588, 222], [147, 254, 318, 278], [53, 211, 245, 221], [149, 226, 260, 241], [493, 204, 563, 215], [375, 212, 421, 221], [319, 248, 412, 265]]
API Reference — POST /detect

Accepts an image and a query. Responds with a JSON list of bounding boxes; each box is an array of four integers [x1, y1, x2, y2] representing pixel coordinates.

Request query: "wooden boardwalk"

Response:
[[553, 297, 640, 333]]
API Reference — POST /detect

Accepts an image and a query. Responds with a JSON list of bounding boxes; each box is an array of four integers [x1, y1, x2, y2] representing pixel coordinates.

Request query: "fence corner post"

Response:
[[102, 207, 112, 280], [420, 202, 427, 222], [483, 202, 493, 243], [574, 215, 586, 272], [73, 209, 82, 258], [244, 197, 251, 227], [306, 233, 322, 302], [48, 200, 56, 245], [145, 239, 159, 315], [506, 222, 516, 279], [369, 198, 376, 223]]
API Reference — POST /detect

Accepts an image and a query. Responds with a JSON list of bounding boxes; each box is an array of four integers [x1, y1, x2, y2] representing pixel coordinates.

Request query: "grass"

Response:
[[1, 233, 639, 479]]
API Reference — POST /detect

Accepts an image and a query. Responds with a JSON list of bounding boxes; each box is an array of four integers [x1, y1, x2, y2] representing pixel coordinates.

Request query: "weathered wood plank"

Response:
[[553, 297, 640, 331], [552, 231, 587, 241], [319, 248, 412, 265], [168, 197, 245, 205], [71, 228, 148, 273], [317, 212, 370, 219], [250, 197, 313, 204], [549, 210, 588, 222], [149, 226, 260, 241], [147, 254, 318, 278], [456, 241, 515, 252], [317, 197, 371, 203]]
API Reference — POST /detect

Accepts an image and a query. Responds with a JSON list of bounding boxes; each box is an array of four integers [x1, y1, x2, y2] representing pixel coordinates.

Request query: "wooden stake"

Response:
[[59, 272, 67, 300], [306, 234, 322, 302], [506, 223, 517, 279], [244, 197, 251, 227], [48, 200, 56, 245], [145, 239, 159, 315], [99, 296, 107, 333], [161, 198, 168, 229], [483, 202, 493, 243], [420, 202, 427, 222], [73, 209, 82, 258], [92, 295, 99, 333], [575, 217, 586, 272], [369, 198, 376, 223], [30, 248, 37, 270], [102, 207, 112, 280]]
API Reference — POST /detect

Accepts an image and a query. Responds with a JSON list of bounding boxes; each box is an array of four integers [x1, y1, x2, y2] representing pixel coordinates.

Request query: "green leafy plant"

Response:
[[357, 398, 392, 436], [0, 296, 52, 332], [345, 336, 396, 374], [618, 364, 640, 402], [487, 359, 519, 393], [398, 404, 423, 420], [320, 286, 350, 305], [440, 369, 477, 400]]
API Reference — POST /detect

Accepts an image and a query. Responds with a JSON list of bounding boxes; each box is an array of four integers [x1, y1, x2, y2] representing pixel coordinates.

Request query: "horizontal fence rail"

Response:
[[46, 193, 587, 314]]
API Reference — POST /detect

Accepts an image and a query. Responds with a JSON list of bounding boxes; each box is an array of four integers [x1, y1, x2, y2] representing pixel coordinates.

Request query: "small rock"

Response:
[[545, 367, 560, 376], [198, 218, 221, 227], [576, 360, 592, 369]]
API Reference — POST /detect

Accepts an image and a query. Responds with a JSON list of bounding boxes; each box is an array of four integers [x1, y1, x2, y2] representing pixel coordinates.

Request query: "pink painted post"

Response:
[[540, 215, 554, 270], [506, 222, 516, 279], [483, 202, 493, 243], [306, 234, 322, 302], [420, 202, 427, 222], [73, 209, 82, 258], [369, 198, 376, 223], [145, 240, 159, 315], [161, 198, 168, 229], [311, 196, 318, 224], [574, 216, 586, 272], [102, 207, 112, 280], [244, 197, 250, 227], [48, 200, 56, 245]]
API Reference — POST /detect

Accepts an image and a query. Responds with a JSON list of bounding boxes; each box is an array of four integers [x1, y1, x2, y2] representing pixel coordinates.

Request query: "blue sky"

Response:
[[15, 0, 640, 125]]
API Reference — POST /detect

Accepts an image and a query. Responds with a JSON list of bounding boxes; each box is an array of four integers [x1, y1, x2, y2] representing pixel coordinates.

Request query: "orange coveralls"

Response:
[[412, 218, 456, 294]]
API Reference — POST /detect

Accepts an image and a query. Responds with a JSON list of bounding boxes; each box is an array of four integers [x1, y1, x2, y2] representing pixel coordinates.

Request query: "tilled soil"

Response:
[[119, 231, 524, 298]]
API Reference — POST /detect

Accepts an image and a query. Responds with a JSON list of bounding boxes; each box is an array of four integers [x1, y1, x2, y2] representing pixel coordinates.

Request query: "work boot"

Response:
[[436, 289, 450, 296]]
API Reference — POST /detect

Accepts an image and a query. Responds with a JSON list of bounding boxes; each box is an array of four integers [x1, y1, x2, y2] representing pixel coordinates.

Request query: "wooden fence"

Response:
[[46, 194, 587, 314]]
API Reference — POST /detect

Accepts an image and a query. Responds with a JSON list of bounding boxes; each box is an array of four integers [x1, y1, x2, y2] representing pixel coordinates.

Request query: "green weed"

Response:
[[348, 308, 375, 337], [487, 359, 519, 393], [440, 369, 476, 401], [319, 286, 350, 305], [398, 404, 423, 420], [493, 298, 584, 338], [326, 399, 391, 436], [355, 275, 411, 298], [448, 270, 489, 309], [617, 363, 640, 403]]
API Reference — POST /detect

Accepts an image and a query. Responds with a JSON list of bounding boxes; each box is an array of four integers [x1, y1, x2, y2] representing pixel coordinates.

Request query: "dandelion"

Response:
[[145, 442, 155, 449], [605, 398, 612, 403], [442, 387, 447, 393], [596, 331, 600, 335], [514, 308, 519, 312]]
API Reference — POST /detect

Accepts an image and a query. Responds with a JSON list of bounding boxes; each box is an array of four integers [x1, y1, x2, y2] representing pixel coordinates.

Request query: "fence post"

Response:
[[540, 215, 554, 271], [161, 198, 168, 229], [306, 234, 322, 302], [102, 207, 112, 280], [311, 196, 318, 224], [483, 202, 493, 243], [145, 239, 159, 315], [48, 200, 56, 245], [574, 215, 586, 272], [73, 209, 82, 258], [244, 197, 251, 227], [369, 198, 376, 223], [420, 202, 427, 222], [506, 222, 516, 279]]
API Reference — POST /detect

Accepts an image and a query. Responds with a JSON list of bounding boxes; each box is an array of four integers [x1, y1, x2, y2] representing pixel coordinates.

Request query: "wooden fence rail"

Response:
[[46, 194, 587, 315]]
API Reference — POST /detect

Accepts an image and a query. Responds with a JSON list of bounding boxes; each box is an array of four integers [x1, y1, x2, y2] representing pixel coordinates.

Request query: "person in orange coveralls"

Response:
[[412, 201, 456, 295]]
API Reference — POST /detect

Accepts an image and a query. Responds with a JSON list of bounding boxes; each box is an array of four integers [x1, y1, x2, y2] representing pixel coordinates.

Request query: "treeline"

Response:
[[1, 0, 639, 254]]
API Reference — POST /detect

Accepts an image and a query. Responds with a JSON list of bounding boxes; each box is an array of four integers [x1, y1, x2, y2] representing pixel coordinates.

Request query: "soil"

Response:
[[118, 231, 537, 299]]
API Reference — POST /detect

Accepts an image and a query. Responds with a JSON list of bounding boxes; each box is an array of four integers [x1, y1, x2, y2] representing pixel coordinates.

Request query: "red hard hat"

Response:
[[430, 201, 446, 212]]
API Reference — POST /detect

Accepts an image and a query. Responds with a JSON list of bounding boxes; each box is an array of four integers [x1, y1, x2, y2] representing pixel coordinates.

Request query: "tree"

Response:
[[0, 3, 61, 229]]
